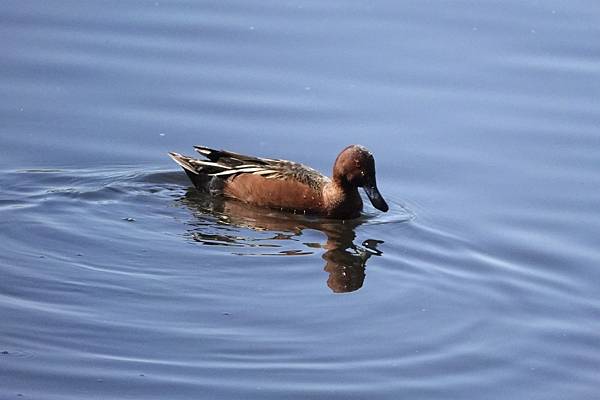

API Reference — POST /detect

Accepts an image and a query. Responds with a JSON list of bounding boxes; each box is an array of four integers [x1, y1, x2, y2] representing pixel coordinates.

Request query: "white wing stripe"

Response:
[[190, 160, 233, 169]]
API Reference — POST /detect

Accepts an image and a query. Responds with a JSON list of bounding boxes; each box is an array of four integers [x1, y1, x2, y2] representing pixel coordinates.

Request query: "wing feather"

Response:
[[171, 146, 329, 190]]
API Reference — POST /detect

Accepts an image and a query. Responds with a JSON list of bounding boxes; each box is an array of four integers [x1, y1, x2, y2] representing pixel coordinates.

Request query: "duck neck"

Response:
[[323, 178, 363, 219]]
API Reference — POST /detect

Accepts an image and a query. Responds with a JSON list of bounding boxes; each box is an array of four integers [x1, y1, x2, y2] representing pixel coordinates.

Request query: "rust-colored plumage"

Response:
[[168, 145, 388, 219]]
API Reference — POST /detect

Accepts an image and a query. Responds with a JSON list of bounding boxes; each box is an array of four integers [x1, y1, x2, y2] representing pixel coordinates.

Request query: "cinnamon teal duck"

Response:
[[168, 144, 388, 219]]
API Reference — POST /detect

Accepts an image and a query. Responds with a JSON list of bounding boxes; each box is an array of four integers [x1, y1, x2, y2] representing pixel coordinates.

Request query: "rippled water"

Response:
[[2, 1, 600, 399]]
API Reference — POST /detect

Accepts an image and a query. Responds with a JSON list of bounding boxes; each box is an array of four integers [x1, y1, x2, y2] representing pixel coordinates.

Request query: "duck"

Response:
[[168, 144, 388, 219]]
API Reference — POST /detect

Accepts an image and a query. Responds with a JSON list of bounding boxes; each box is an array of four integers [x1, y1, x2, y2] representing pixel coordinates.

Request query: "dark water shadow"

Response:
[[178, 189, 389, 293]]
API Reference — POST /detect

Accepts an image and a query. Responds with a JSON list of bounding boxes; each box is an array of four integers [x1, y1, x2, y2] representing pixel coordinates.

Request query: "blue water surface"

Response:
[[1, 1, 599, 399]]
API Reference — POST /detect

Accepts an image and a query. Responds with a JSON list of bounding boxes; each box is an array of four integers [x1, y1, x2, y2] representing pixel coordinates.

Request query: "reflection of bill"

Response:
[[179, 189, 385, 293], [323, 235, 383, 294]]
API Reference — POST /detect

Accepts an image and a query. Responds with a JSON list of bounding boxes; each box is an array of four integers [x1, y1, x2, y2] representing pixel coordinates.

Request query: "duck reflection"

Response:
[[179, 189, 384, 293]]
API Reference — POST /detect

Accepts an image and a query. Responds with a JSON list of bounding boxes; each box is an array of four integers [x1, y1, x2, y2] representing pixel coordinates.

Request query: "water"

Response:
[[1, 1, 600, 399]]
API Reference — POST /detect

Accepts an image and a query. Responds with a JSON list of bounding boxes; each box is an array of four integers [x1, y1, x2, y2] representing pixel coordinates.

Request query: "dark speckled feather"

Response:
[[188, 146, 328, 191]]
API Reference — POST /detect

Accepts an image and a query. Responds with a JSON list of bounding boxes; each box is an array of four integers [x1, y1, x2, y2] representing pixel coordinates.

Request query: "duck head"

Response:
[[332, 145, 389, 212]]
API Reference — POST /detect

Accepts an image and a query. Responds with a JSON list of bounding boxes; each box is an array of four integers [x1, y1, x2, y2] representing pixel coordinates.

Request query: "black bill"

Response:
[[363, 185, 389, 212]]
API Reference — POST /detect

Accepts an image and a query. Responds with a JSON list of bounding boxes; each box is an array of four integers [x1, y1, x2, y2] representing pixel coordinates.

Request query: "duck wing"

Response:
[[169, 146, 329, 190]]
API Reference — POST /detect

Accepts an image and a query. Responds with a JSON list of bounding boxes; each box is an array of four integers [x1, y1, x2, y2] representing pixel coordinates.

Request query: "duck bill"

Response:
[[363, 185, 389, 212]]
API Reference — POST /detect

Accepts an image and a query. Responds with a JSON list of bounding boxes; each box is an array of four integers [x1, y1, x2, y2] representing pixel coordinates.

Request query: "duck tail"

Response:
[[168, 151, 234, 175], [168, 152, 198, 174], [168, 151, 220, 192]]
